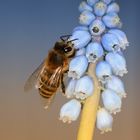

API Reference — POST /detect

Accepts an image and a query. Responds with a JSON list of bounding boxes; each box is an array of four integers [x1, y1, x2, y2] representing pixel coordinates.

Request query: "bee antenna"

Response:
[[67, 38, 78, 44], [60, 35, 72, 42]]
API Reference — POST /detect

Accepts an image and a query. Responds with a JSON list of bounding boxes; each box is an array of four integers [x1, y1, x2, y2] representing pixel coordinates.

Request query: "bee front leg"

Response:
[[61, 74, 65, 94]]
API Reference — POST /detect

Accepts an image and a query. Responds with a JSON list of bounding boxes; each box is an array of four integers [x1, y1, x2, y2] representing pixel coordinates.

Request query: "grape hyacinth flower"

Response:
[[87, 0, 99, 6], [105, 52, 128, 76], [108, 29, 129, 50], [79, 1, 93, 12], [103, 12, 122, 28], [69, 30, 91, 49], [68, 55, 88, 79], [74, 75, 94, 100], [59, 0, 128, 137], [86, 42, 104, 63], [79, 11, 95, 26], [101, 33, 121, 52], [102, 89, 122, 114], [94, 1, 107, 16], [102, 0, 112, 5], [106, 2, 120, 13], [96, 61, 112, 83], [75, 47, 86, 56], [65, 79, 77, 98], [89, 19, 106, 36], [96, 108, 113, 134], [105, 76, 127, 98], [73, 26, 89, 32], [59, 99, 81, 123]]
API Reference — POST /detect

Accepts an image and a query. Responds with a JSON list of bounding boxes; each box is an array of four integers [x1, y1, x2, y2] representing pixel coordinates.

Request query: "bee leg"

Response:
[[61, 74, 65, 94]]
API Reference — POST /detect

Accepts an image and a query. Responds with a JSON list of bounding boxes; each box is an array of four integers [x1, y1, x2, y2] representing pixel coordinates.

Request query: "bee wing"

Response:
[[46, 66, 63, 87], [24, 60, 45, 92]]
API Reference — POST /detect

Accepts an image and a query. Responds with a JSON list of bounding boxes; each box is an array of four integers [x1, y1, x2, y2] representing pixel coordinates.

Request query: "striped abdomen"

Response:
[[38, 67, 61, 99]]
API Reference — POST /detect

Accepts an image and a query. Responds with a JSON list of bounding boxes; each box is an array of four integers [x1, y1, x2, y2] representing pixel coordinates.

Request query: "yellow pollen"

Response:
[[113, 16, 120, 24], [96, 2, 105, 9]]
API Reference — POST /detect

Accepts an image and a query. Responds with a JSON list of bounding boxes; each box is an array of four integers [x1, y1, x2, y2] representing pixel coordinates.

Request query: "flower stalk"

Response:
[[77, 63, 101, 140]]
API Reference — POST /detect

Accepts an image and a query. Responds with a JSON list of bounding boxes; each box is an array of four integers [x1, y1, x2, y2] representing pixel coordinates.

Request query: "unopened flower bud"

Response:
[[102, 0, 112, 5], [107, 2, 120, 13], [79, 11, 95, 26], [79, 1, 93, 12], [103, 13, 122, 28], [87, 0, 99, 6], [94, 1, 107, 16]]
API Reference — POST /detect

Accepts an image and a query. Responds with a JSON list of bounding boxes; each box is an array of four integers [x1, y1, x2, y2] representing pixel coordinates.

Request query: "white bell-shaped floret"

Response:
[[74, 75, 94, 100], [65, 79, 77, 98], [69, 30, 91, 49], [101, 33, 121, 52], [96, 61, 112, 83], [96, 108, 113, 134], [76, 47, 86, 56], [86, 42, 104, 63], [59, 99, 81, 123], [102, 89, 122, 114], [108, 29, 129, 50], [105, 52, 128, 77], [105, 76, 127, 98], [68, 55, 88, 79], [89, 19, 106, 36]]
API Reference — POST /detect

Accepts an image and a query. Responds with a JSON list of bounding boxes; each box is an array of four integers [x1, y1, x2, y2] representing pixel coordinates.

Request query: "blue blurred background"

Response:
[[0, 0, 139, 140]]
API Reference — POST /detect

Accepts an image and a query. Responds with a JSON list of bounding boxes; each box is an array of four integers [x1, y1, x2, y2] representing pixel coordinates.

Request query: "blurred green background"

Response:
[[0, 0, 139, 139]]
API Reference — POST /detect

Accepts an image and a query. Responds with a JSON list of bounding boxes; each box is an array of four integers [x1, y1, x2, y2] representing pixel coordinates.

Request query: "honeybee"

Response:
[[24, 35, 77, 108]]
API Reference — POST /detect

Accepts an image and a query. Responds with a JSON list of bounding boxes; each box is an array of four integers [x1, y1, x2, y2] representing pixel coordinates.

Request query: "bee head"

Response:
[[54, 40, 76, 58]]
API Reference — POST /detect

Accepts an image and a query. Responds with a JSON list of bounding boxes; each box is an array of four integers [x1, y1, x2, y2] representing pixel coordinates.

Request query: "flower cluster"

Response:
[[59, 0, 128, 133]]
